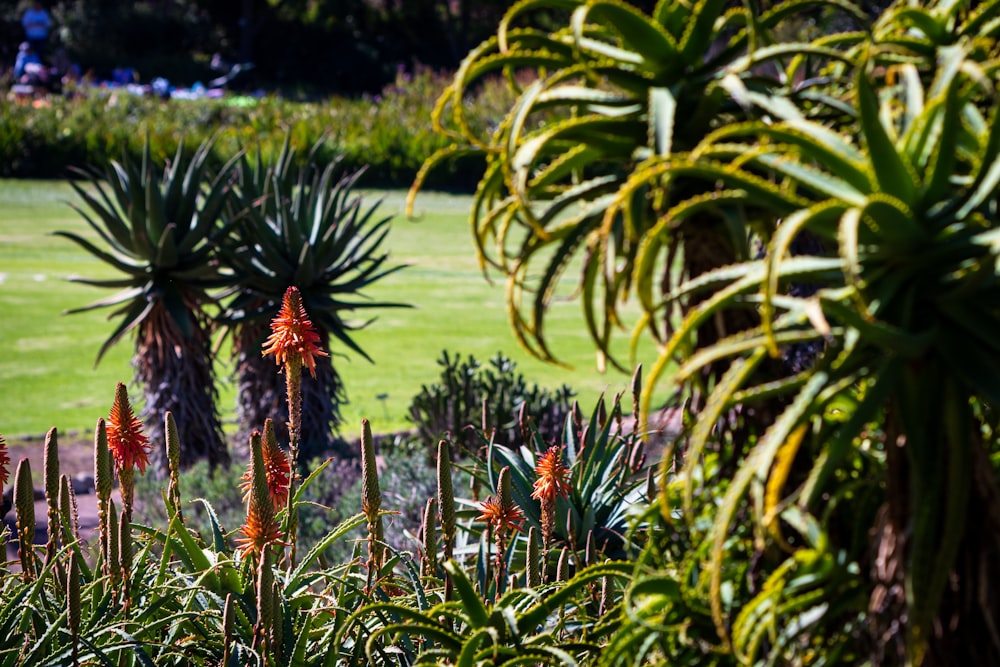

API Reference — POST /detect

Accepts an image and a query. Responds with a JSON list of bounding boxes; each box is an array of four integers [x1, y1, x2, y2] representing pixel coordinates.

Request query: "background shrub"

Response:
[[0, 67, 509, 188], [406, 350, 576, 454]]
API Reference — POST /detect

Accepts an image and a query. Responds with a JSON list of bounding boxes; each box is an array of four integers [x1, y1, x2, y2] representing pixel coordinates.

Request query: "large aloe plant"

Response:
[[58, 137, 237, 468], [220, 138, 408, 461], [408, 0, 861, 376], [651, 41, 1000, 665]]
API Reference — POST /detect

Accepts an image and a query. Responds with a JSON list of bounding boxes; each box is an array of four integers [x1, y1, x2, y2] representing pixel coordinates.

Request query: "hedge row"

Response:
[[0, 68, 505, 189]]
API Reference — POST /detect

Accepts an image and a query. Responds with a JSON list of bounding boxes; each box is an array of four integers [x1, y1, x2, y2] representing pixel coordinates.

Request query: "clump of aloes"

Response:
[[106, 382, 152, 521], [262, 285, 327, 564]]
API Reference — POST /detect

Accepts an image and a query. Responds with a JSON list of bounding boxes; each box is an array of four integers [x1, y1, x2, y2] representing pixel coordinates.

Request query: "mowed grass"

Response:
[[0, 180, 668, 444]]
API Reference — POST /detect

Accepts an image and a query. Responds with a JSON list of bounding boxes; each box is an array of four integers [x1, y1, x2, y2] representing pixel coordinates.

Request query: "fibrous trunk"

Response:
[[135, 302, 228, 470]]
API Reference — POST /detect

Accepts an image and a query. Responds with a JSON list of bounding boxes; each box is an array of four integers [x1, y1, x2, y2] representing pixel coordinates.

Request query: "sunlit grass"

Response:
[[0, 180, 667, 443]]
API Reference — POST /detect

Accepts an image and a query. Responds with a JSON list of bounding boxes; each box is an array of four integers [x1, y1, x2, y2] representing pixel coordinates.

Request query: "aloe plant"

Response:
[[642, 33, 1000, 665], [58, 136, 237, 468], [408, 0, 861, 377], [489, 388, 648, 565], [220, 138, 408, 461]]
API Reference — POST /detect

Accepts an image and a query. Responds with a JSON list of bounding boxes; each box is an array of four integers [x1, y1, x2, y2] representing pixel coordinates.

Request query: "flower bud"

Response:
[[526, 526, 541, 588], [14, 458, 35, 580], [43, 427, 60, 563], [437, 440, 455, 561], [421, 498, 436, 577]]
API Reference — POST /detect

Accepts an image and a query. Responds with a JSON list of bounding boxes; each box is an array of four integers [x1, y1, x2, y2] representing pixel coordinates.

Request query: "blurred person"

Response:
[[13, 41, 40, 80], [21, 1, 52, 60]]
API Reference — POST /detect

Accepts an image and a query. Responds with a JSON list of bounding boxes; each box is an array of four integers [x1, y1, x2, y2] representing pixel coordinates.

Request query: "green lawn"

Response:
[[0, 180, 666, 444]]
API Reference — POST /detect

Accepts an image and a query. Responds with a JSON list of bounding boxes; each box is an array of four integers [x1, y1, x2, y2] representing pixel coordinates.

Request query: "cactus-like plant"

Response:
[[220, 138, 408, 461], [58, 136, 237, 468]]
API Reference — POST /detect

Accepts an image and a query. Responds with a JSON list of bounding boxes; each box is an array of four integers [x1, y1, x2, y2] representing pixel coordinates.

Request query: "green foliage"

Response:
[[408, 0, 855, 369], [406, 350, 576, 453], [412, 0, 1000, 663], [489, 389, 649, 561], [0, 68, 509, 189], [0, 384, 642, 666]]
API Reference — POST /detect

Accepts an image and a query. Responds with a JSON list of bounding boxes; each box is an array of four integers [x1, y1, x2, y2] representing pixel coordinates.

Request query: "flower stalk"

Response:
[[237, 432, 283, 560], [361, 419, 384, 585], [106, 383, 152, 522], [0, 433, 9, 498], [531, 446, 571, 554], [58, 474, 80, 548], [43, 427, 60, 565], [478, 466, 524, 597], [526, 526, 541, 588], [437, 440, 455, 562], [68, 550, 81, 666], [164, 412, 182, 521], [240, 419, 290, 510], [107, 498, 120, 591], [263, 285, 328, 566], [94, 418, 112, 575], [421, 498, 437, 578], [119, 508, 132, 614]]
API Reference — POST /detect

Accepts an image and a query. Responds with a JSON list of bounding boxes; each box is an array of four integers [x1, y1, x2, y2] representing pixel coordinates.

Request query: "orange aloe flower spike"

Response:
[[239, 420, 291, 509], [262, 286, 328, 378], [237, 432, 284, 557], [477, 494, 525, 535], [106, 383, 152, 474], [531, 446, 572, 503]]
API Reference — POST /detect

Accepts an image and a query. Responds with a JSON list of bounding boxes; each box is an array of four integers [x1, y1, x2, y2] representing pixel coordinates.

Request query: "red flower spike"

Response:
[[106, 383, 152, 474], [531, 446, 572, 503], [237, 432, 285, 558], [477, 494, 524, 535], [239, 421, 291, 509], [262, 286, 328, 378]]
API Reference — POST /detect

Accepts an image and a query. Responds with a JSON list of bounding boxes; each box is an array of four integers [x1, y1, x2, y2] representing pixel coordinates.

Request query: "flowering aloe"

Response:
[[262, 286, 325, 564], [221, 140, 407, 460], [478, 466, 523, 595], [263, 286, 329, 380], [237, 432, 283, 559], [239, 419, 291, 510], [264, 286, 327, 465], [531, 445, 571, 550], [106, 383, 152, 520], [14, 458, 35, 581]]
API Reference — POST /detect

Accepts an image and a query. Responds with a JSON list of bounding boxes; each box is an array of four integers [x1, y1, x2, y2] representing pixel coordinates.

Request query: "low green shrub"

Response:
[[0, 67, 507, 188], [406, 350, 576, 454]]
